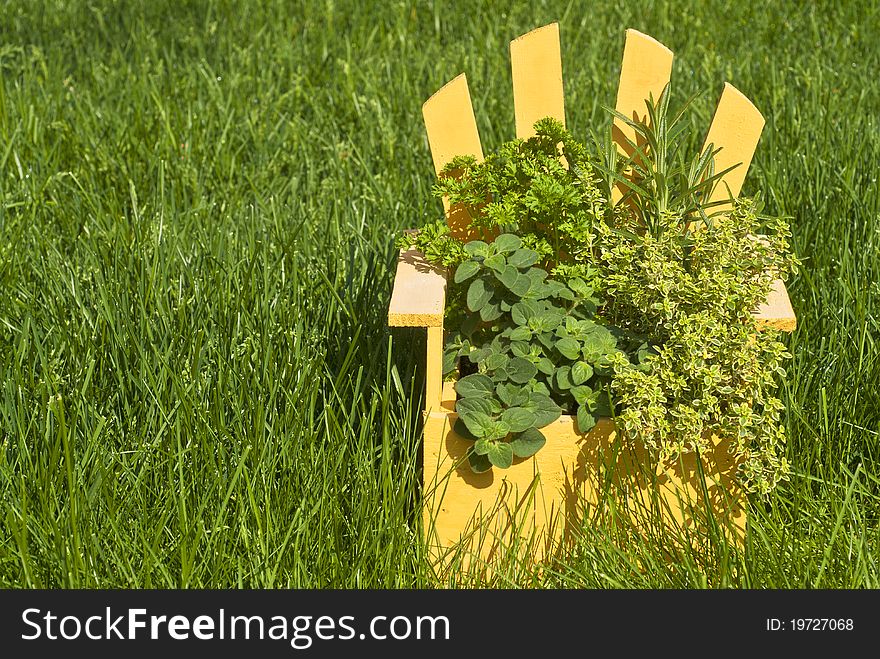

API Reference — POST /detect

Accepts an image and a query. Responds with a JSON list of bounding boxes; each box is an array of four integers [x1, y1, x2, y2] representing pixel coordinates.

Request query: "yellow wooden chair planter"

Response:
[[388, 24, 796, 567]]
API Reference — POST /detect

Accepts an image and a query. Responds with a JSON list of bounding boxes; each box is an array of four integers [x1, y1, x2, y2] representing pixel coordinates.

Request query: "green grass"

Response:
[[0, 0, 878, 587]]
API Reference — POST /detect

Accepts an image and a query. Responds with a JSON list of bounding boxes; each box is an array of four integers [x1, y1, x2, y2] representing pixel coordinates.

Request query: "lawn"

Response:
[[0, 0, 878, 588]]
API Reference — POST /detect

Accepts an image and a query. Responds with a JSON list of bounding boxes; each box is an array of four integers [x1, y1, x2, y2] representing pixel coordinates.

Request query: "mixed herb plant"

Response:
[[401, 93, 799, 495]]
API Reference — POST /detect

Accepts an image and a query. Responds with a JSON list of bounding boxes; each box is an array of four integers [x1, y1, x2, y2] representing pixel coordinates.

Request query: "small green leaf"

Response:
[[493, 234, 522, 253], [554, 366, 572, 390], [456, 396, 498, 417], [554, 287, 575, 301], [490, 366, 509, 383], [453, 418, 478, 440], [480, 301, 503, 322], [467, 277, 494, 312], [487, 441, 514, 468], [526, 267, 548, 284], [530, 380, 551, 396], [459, 410, 494, 438], [473, 438, 492, 455], [467, 347, 490, 363], [498, 383, 530, 407], [496, 264, 519, 290], [577, 405, 597, 434], [571, 361, 593, 385], [454, 260, 480, 283], [510, 341, 530, 357], [556, 337, 580, 360], [468, 449, 492, 473], [567, 277, 592, 298], [535, 332, 555, 350], [495, 383, 513, 406], [508, 326, 531, 341], [528, 393, 562, 427], [570, 385, 593, 405], [483, 254, 506, 272], [443, 350, 457, 376], [590, 388, 614, 417], [485, 352, 508, 371], [464, 240, 489, 257], [501, 407, 537, 433], [455, 373, 494, 398], [535, 310, 563, 331], [460, 313, 480, 337], [536, 357, 555, 375], [489, 419, 511, 439], [511, 274, 532, 297], [511, 301, 538, 326], [507, 357, 538, 384], [508, 248, 539, 269], [510, 428, 546, 458]]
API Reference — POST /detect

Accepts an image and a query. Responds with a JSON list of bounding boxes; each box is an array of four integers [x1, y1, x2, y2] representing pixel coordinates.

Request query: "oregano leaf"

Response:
[[467, 277, 494, 312], [501, 407, 537, 433], [464, 240, 489, 258], [496, 265, 520, 290], [571, 361, 594, 385], [511, 274, 532, 297], [557, 337, 580, 360], [468, 449, 492, 474], [459, 410, 494, 438], [577, 405, 597, 434], [493, 233, 522, 253], [528, 393, 562, 427], [454, 260, 480, 283], [508, 357, 537, 384], [487, 441, 514, 468], [484, 254, 506, 272], [510, 428, 546, 458], [473, 439, 492, 455], [453, 418, 478, 441], [480, 301, 503, 322], [455, 373, 494, 398], [508, 248, 539, 269]]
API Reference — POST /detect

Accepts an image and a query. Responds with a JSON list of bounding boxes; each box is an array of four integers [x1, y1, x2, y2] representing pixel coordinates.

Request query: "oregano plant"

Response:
[[445, 233, 620, 472]]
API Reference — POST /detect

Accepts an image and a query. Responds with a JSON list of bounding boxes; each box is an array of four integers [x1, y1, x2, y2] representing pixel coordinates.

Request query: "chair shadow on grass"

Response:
[[320, 244, 428, 526]]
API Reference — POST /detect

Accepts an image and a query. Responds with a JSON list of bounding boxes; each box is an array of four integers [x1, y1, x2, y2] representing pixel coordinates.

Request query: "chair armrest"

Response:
[[387, 247, 447, 327], [754, 278, 797, 332]]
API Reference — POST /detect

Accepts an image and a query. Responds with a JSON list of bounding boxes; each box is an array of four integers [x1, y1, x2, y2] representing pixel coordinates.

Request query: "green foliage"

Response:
[[395, 221, 466, 267], [596, 90, 801, 496], [416, 93, 800, 493], [0, 0, 877, 590], [402, 118, 608, 271], [447, 233, 621, 470]]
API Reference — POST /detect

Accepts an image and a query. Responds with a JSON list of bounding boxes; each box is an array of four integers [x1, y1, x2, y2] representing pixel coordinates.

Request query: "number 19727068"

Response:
[[766, 618, 854, 631]]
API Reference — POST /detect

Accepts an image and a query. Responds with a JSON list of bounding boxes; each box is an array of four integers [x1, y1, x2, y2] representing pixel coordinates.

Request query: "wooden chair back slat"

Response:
[[612, 29, 674, 158], [510, 22, 565, 139], [702, 82, 765, 210], [422, 73, 485, 238], [422, 29, 766, 229]]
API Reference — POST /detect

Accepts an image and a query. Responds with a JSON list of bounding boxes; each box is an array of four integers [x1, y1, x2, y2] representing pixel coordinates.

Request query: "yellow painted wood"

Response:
[[754, 278, 797, 332], [510, 23, 565, 139], [423, 412, 745, 568], [422, 74, 484, 238], [387, 247, 447, 327], [426, 326, 444, 412], [702, 82, 765, 209], [613, 29, 673, 158], [423, 73, 484, 175]]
